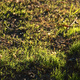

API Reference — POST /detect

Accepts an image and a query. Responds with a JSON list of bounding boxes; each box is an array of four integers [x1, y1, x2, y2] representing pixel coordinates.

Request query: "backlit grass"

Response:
[[0, 0, 80, 80]]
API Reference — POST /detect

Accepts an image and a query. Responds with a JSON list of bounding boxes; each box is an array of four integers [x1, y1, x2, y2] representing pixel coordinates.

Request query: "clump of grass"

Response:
[[67, 40, 80, 79], [51, 67, 66, 80], [69, 40, 80, 56]]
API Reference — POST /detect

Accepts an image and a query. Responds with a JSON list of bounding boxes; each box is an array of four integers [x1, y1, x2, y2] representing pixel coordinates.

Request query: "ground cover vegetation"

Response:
[[0, 0, 80, 80]]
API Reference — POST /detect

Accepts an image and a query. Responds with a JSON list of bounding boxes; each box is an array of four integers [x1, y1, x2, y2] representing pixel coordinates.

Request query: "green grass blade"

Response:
[[72, 8, 80, 15]]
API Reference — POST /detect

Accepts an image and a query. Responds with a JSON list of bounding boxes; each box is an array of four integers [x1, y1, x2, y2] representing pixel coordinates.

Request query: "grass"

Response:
[[69, 40, 80, 56], [0, 0, 80, 80]]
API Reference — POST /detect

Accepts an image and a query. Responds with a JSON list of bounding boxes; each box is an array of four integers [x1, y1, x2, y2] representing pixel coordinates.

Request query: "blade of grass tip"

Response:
[[69, 3, 73, 18], [72, 8, 80, 15]]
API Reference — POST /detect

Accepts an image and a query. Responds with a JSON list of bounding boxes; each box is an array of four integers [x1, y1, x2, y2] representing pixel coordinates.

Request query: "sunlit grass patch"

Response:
[[0, 45, 66, 78], [56, 26, 80, 38], [64, 27, 80, 37], [34, 50, 66, 68], [0, 47, 66, 69]]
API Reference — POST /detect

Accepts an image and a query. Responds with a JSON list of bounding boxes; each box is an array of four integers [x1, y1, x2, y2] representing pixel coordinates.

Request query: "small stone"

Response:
[[13, 54, 16, 58], [38, 30, 40, 32], [52, 52, 56, 55], [48, 33, 50, 36]]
